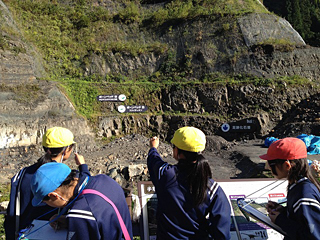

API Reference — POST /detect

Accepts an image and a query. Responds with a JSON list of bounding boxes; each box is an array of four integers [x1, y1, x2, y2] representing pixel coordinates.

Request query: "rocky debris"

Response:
[[0, 133, 270, 192], [0, 134, 173, 187], [206, 135, 233, 152], [0, 201, 9, 212], [268, 93, 320, 138]]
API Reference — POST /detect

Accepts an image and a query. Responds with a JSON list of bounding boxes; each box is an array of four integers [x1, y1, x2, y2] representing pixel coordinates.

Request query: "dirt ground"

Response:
[[72, 134, 270, 180], [2, 133, 318, 187], [0, 134, 267, 183]]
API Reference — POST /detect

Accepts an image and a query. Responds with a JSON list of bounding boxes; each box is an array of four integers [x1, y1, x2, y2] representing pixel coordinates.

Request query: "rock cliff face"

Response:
[[0, 1, 45, 83], [84, 12, 320, 81], [0, 1, 96, 150], [0, 81, 95, 149], [2, 1, 320, 188], [97, 83, 320, 141], [1, 1, 320, 157]]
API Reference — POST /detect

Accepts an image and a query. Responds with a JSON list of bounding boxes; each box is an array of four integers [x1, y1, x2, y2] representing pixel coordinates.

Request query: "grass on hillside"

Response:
[[57, 74, 312, 120], [3, 0, 267, 80], [0, 184, 10, 239], [2, 0, 311, 122], [148, 0, 267, 26]]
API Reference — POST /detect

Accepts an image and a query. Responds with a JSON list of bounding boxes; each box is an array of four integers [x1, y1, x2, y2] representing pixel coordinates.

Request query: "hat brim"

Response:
[[259, 153, 276, 161]]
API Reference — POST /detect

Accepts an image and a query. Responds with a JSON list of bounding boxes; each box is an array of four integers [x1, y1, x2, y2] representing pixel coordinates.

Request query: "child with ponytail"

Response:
[[260, 137, 320, 240], [147, 126, 231, 239]]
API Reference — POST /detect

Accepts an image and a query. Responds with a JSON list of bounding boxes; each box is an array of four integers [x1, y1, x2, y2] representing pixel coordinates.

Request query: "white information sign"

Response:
[[138, 179, 288, 240], [218, 179, 287, 240]]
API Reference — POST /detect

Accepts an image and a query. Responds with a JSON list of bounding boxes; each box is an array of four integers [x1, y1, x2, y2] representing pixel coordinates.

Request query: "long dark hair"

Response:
[[177, 148, 212, 206], [269, 158, 320, 192], [288, 158, 320, 192], [36, 146, 68, 168]]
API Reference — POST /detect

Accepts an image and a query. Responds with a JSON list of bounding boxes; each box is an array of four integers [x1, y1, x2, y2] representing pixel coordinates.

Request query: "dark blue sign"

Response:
[[221, 119, 258, 133]]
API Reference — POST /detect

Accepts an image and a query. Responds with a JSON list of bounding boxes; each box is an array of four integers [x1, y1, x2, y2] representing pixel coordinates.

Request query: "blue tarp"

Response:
[[297, 134, 314, 147], [264, 134, 320, 155], [264, 137, 279, 147]]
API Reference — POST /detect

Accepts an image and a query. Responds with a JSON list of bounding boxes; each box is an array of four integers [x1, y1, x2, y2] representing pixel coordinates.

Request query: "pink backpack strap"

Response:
[[80, 189, 131, 240]]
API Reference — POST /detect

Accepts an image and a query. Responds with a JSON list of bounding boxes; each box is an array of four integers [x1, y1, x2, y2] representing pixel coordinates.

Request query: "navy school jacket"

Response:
[[66, 174, 133, 240], [4, 162, 56, 240], [275, 177, 320, 240], [147, 147, 231, 240]]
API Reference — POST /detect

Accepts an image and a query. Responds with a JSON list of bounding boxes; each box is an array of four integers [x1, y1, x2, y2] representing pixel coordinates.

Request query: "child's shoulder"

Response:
[[299, 179, 320, 197]]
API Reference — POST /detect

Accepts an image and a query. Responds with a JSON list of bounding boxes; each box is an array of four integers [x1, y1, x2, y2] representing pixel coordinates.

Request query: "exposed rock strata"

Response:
[[98, 84, 320, 141]]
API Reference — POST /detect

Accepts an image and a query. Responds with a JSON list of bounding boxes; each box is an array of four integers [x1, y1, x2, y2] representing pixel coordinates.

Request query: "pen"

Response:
[[55, 208, 60, 232], [278, 199, 287, 204]]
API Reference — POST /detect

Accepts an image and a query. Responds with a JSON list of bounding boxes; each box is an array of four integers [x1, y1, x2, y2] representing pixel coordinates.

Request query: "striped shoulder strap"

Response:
[[80, 189, 131, 240], [15, 167, 27, 239]]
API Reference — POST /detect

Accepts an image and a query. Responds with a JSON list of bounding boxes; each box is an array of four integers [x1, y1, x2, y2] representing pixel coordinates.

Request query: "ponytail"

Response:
[[177, 149, 212, 206]]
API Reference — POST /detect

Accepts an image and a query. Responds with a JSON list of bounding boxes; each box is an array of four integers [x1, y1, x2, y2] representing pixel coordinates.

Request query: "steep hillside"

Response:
[[2, 0, 318, 83], [1, 0, 320, 148], [1, 1, 320, 197], [0, 1, 96, 149]]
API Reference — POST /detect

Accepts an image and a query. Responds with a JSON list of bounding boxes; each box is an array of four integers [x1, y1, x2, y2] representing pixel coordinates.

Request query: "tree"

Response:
[[264, 0, 320, 46]]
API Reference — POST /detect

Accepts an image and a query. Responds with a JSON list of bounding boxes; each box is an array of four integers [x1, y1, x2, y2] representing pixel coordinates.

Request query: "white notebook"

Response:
[[21, 219, 67, 240]]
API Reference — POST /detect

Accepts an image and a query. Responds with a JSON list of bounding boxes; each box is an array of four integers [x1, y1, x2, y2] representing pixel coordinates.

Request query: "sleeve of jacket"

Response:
[[4, 196, 16, 240], [4, 169, 25, 240], [147, 147, 169, 187], [286, 199, 320, 239], [208, 186, 232, 240], [79, 164, 91, 177], [275, 208, 300, 238]]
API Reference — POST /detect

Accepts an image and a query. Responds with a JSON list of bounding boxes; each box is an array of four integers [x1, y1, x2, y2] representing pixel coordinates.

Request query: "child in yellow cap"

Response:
[[5, 127, 88, 240], [260, 137, 320, 239], [147, 126, 231, 239]]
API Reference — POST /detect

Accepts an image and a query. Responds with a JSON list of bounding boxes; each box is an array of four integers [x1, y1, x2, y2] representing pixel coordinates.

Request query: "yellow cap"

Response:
[[42, 127, 76, 148], [171, 127, 206, 152]]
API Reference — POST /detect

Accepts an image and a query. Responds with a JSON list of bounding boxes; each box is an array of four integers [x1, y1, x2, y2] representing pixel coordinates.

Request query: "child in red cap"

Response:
[[260, 137, 320, 239]]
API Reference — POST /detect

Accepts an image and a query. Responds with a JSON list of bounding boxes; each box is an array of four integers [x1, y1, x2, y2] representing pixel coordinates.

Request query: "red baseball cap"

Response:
[[259, 137, 307, 161]]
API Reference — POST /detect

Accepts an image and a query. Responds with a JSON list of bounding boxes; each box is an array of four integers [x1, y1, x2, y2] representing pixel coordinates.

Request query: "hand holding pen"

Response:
[[266, 201, 284, 212], [49, 212, 67, 231], [55, 209, 60, 232], [266, 201, 284, 223], [75, 153, 85, 166]]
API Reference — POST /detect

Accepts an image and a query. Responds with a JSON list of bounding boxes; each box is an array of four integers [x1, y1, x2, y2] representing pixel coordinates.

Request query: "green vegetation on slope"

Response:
[[147, 0, 267, 26], [59, 75, 312, 120], [1, 0, 270, 120], [0, 184, 10, 238], [3, 0, 266, 79], [3, 0, 311, 122]]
